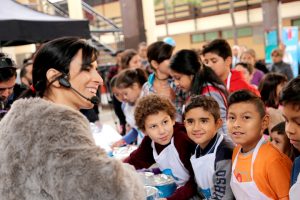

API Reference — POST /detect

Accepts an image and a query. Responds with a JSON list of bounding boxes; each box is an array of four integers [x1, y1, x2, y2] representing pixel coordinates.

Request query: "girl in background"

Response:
[[240, 49, 265, 86], [270, 121, 299, 161], [143, 41, 185, 122], [112, 68, 148, 146], [235, 62, 254, 86], [169, 49, 228, 135], [259, 73, 287, 109]]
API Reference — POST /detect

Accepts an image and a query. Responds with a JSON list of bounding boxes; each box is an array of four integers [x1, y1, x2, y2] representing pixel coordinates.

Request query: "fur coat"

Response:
[[0, 98, 145, 200]]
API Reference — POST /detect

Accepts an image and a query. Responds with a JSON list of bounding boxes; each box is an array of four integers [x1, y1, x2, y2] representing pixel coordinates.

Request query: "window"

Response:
[[191, 33, 204, 43], [222, 30, 233, 39], [237, 27, 252, 37], [292, 18, 300, 27], [205, 31, 218, 41]]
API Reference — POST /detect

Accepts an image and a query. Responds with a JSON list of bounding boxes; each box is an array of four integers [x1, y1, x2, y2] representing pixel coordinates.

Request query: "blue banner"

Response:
[[282, 27, 299, 77], [265, 30, 278, 64]]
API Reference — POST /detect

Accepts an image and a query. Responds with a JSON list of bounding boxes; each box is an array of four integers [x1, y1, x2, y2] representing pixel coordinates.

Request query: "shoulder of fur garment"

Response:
[[0, 97, 145, 200]]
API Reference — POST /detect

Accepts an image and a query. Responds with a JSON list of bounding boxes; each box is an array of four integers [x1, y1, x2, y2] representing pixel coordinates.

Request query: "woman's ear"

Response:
[[46, 68, 62, 87]]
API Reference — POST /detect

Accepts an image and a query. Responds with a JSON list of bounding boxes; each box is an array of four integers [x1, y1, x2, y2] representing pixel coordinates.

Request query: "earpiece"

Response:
[[58, 76, 71, 88], [57, 74, 100, 105]]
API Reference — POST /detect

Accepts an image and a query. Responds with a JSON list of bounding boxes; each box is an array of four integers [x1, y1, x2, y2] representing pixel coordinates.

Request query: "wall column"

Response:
[[120, 0, 146, 49]]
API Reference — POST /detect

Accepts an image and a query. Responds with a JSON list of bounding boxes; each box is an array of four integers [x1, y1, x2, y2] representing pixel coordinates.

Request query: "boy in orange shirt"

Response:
[[227, 90, 292, 200]]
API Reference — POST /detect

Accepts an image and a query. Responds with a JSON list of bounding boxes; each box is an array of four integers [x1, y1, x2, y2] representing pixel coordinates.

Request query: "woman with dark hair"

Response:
[[0, 37, 145, 199], [258, 72, 287, 109], [143, 41, 185, 122], [170, 49, 228, 135]]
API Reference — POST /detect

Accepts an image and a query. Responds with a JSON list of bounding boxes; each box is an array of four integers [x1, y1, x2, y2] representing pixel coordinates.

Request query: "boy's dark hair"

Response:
[[0, 54, 17, 82], [184, 95, 220, 122], [134, 94, 176, 131], [202, 39, 232, 60], [228, 90, 266, 118], [271, 121, 285, 135], [279, 76, 300, 110], [258, 73, 287, 108]]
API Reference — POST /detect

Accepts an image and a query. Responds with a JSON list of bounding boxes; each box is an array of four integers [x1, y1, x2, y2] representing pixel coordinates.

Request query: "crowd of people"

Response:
[[0, 36, 300, 200]]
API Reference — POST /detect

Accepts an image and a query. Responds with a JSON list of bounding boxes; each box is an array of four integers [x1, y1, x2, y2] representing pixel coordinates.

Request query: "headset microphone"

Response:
[[58, 76, 100, 105]]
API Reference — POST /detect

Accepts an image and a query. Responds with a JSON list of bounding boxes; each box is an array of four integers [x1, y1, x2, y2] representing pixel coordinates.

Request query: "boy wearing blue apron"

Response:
[[227, 90, 292, 199], [279, 76, 300, 200], [184, 95, 234, 199], [124, 95, 197, 200]]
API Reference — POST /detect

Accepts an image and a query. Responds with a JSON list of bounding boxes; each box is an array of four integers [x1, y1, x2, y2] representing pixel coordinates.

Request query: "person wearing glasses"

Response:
[[0, 53, 25, 120]]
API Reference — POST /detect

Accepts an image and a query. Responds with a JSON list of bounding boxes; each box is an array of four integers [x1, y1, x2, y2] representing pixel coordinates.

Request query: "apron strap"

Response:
[[232, 136, 265, 179]]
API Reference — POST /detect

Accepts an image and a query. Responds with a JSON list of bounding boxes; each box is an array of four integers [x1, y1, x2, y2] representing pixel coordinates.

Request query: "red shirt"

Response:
[[226, 69, 260, 96]]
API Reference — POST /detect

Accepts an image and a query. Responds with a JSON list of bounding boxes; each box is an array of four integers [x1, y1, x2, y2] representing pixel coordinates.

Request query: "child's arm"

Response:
[[123, 136, 155, 169], [122, 128, 138, 144], [111, 128, 138, 148], [210, 140, 234, 200]]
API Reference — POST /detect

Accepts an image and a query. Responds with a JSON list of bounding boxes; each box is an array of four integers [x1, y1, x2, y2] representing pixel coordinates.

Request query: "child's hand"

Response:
[[111, 139, 126, 148], [158, 198, 167, 200]]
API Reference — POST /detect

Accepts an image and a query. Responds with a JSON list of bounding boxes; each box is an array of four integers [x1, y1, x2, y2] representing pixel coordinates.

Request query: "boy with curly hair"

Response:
[[124, 94, 197, 200]]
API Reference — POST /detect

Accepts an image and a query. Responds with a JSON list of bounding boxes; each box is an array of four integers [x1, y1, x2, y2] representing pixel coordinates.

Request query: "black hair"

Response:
[[0, 54, 17, 82], [22, 37, 98, 98], [258, 73, 287, 108], [235, 62, 253, 74], [228, 90, 266, 118], [202, 39, 232, 60], [115, 68, 147, 89], [170, 49, 227, 97], [279, 76, 300, 109], [184, 95, 220, 122], [271, 121, 285, 134], [147, 41, 174, 65]]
